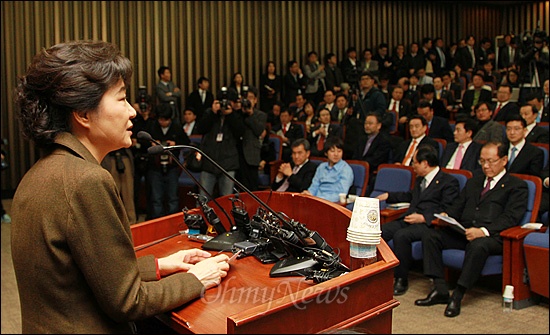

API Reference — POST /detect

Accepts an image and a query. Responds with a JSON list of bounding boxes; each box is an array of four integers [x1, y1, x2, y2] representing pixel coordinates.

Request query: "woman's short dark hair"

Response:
[[16, 40, 133, 147]]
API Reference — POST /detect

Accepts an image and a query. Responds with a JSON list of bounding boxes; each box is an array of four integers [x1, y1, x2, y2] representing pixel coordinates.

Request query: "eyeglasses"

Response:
[[506, 126, 524, 132], [478, 157, 503, 166]]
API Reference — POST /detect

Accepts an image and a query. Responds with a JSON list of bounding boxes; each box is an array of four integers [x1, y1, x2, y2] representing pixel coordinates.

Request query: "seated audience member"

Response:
[[392, 115, 439, 166], [415, 141, 528, 317], [272, 138, 317, 192], [416, 99, 454, 144], [419, 84, 448, 119], [296, 100, 318, 136], [290, 93, 307, 120], [440, 117, 482, 174], [459, 73, 493, 118], [303, 137, 354, 203], [433, 75, 456, 113], [267, 100, 283, 129], [308, 108, 343, 157], [378, 145, 460, 296], [352, 112, 392, 194], [504, 114, 544, 178], [492, 84, 520, 122], [472, 102, 504, 144], [387, 85, 413, 138], [271, 108, 305, 162], [520, 103, 549, 144], [316, 89, 339, 121], [182, 107, 200, 136], [525, 90, 549, 123]]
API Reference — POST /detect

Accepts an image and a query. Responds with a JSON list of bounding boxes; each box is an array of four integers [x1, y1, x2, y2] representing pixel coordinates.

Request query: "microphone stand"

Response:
[[136, 131, 234, 233]]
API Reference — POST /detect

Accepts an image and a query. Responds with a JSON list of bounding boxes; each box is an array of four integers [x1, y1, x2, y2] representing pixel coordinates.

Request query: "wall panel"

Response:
[[1, 1, 548, 192]]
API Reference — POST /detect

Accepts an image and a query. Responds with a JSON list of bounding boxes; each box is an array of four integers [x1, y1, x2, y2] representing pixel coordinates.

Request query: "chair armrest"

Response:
[[500, 226, 547, 241], [380, 208, 408, 224]]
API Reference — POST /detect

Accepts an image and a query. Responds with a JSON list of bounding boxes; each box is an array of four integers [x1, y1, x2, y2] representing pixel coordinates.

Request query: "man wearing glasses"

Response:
[[415, 141, 528, 317], [504, 114, 544, 178]]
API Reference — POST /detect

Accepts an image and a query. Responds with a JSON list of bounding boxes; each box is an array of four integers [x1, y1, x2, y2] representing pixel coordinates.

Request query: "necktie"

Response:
[[508, 147, 517, 168], [363, 136, 374, 156], [282, 124, 287, 136], [317, 128, 326, 151], [453, 144, 464, 169], [201, 91, 206, 104], [391, 101, 397, 112], [420, 178, 427, 192], [494, 103, 502, 119], [426, 123, 430, 136], [276, 165, 299, 192], [480, 177, 493, 197], [402, 139, 417, 165], [437, 91, 441, 100]]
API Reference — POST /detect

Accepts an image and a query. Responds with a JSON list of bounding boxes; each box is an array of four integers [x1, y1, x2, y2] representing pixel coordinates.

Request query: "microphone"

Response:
[[141, 131, 293, 228]]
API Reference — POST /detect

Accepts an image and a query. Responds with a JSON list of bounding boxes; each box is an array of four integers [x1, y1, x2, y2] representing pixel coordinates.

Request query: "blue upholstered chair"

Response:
[[441, 173, 542, 276], [258, 134, 283, 189], [343, 160, 370, 210], [523, 228, 549, 299], [369, 163, 416, 210]]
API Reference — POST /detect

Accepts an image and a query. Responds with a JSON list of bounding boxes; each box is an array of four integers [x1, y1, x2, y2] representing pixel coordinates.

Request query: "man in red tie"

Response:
[[492, 84, 519, 122], [308, 108, 342, 157]]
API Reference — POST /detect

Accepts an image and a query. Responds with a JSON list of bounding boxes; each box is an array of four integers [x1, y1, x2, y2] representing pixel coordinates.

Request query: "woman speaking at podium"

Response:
[[11, 40, 230, 334]]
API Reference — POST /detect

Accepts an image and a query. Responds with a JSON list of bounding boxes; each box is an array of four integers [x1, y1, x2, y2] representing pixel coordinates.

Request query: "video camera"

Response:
[[219, 87, 230, 110], [137, 86, 150, 112], [516, 24, 548, 54], [241, 85, 252, 109]]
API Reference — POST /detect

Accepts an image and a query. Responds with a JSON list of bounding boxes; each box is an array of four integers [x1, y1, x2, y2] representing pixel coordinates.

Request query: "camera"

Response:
[[219, 87, 230, 110], [241, 85, 252, 109], [137, 86, 150, 112]]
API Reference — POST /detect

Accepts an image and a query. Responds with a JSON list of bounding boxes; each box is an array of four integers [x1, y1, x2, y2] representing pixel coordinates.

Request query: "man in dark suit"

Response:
[[387, 85, 413, 138], [352, 112, 392, 194], [454, 35, 478, 73], [504, 114, 544, 178], [233, 86, 268, 192], [520, 103, 549, 144], [459, 73, 493, 117], [272, 138, 317, 192], [308, 108, 342, 157], [440, 117, 482, 174], [415, 141, 528, 317], [316, 89, 340, 121], [271, 108, 305, 162], [185, 76, 214, 123], [393, 115, 439, 166], [283, 60, 308, 107], [492, 84, 520, 122], [417, 99, 454, 144], [379, 145, 460, 296]]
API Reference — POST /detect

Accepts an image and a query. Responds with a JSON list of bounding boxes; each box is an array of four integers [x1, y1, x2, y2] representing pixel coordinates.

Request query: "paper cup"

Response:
[[503, 285, 514, 298]]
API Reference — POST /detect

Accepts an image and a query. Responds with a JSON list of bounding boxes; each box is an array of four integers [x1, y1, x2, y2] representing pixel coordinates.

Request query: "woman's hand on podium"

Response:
[[157, 248, 212, 276], [188, 254, 230, 290]]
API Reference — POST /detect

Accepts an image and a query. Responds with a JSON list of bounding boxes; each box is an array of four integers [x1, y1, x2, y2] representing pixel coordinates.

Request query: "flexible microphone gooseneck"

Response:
[[136, 131, 233, 229], [139, 131, 293, 229]]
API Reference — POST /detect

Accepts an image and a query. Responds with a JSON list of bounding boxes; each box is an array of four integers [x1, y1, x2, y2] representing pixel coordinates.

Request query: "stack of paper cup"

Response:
[[347, 197, 381, 259]]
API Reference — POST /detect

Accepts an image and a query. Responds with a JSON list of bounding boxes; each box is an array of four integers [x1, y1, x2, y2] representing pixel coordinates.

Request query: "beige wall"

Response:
[[1, 1, 548, 192]]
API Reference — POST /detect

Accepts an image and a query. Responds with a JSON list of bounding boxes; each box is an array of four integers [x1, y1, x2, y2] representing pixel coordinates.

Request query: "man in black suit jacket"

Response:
[[185, 76, 214, 123], [520, 104, 549, 144], [440, 117, 482, 174], [420, 84, 449, 119], [492, 84, 520, 122], [271, 109, 305, 162], [388, 85, 413, 138], [459, 73, 493, 117], [504, 114, 544, 178], [352, 112, 392, 194], [272, 138, 317, 192], [415, 141, 528, 317], [393, 115, 439, 165], [417, 99, 454, 144], [308, 108, 342, 157], [379, 145, 460, 296], [283, 60, 308, 107]]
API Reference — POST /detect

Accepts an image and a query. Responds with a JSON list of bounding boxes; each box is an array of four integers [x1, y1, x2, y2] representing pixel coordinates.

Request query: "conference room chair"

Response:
[[531, 142, 549, 169], [343, 160, 370, 210], [258, 134, 284, 189], [440, 173, 542, 308], [523, 228, 549, 300], [434, 138, 446, 160], [370, 163, 416, 214]]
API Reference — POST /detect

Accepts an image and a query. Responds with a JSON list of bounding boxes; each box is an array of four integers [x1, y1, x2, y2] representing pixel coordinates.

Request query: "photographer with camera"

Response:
[[131, 88, 154, 217], [195, 87, 244, 197], [143, 103, 189, 220], [233, 85, 268, 192], [517, 29, 549, 104]]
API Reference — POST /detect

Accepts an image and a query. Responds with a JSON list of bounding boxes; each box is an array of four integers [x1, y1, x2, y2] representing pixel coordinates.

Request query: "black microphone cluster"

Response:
[[137, 131, 349, 283]]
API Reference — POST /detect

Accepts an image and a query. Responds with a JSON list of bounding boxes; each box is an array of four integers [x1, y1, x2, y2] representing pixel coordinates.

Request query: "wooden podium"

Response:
[[132, 191, 399, 334]]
